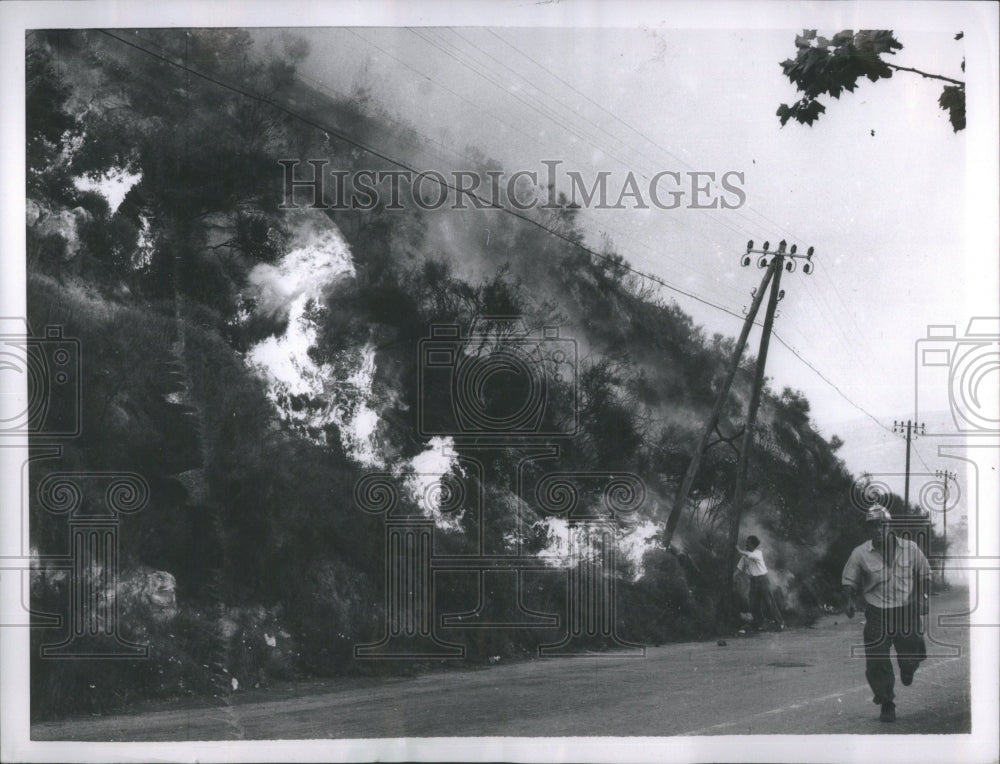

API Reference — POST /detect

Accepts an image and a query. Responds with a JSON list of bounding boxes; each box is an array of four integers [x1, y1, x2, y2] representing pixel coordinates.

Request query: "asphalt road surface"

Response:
[[32, 589, 971, 740]]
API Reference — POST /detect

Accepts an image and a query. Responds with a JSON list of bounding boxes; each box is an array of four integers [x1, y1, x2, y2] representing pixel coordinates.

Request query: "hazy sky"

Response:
[[276, 15, 997, 500]]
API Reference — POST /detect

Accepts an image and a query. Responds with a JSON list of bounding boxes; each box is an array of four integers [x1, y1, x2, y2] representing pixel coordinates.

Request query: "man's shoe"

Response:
[[900, 667, 915, 686], [879, 702, 896, 722]]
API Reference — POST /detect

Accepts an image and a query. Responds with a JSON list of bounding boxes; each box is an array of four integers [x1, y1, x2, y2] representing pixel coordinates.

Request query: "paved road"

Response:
[[33, 590, 970, 740]]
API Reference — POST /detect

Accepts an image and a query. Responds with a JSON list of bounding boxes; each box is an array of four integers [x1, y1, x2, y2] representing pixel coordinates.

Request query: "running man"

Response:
[[842, 505, 931, 723]]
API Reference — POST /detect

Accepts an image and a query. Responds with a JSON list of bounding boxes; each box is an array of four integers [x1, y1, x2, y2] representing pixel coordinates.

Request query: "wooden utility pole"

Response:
[[724, 255, 784, 603], [661, 259, 778, 547], [662, 240, 815, 550], [893, 419, 925, 512], [935, 468, 956, 585]]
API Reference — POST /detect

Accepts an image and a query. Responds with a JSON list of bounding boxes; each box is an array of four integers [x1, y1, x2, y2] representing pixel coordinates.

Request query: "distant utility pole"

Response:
[[893, 420, 925, 512], [935, 468, 956, 584]]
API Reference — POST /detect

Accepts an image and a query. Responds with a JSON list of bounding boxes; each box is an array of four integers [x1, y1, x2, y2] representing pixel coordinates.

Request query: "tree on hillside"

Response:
[[777, 29, 966, 132], [25, 39, 80, 203]]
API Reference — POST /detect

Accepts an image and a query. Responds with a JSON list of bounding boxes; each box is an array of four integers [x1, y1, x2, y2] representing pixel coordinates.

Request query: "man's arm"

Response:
[[841, 548, 861, 618], [911, 545, 932, 614], [909, 572, 930, 615], [842, 584, 857, 618]]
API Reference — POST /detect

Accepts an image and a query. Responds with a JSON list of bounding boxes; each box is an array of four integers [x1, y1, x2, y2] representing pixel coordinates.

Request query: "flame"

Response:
[[72, 167, 141, 214], [245, 214, 386, 465], [401, 437, 463, 531], [531, 515, 660, 581]]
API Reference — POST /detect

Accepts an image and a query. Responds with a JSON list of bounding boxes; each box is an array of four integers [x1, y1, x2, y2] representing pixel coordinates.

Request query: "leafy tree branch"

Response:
[[777, 29, 965, 132]]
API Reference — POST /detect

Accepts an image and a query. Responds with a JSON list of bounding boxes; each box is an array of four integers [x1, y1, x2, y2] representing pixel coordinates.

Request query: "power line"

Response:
[[770, 331, 894, 434], [480, 28, 894, 381], [339, 28, 546, 153], [482, 29, 816, 249], [334, 29, 747, 297], [447, 29, 939, 456], [345, 27, 831, 316], [97, 30, 753, 320], [436, 27, 765, 290], [95, 29, 900, 446], [415, 28, 776, 307]]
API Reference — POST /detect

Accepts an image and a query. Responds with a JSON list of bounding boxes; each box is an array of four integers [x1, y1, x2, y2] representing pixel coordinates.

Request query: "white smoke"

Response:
[[245, 224, 353, 318]]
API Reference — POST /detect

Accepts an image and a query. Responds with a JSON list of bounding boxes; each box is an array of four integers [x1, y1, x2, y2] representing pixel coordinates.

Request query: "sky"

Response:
[[268, 15, 998, 524]]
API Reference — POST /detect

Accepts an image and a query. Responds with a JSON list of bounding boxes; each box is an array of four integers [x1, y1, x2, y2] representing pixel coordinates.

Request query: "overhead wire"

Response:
[[482, 27, 900, 393], [342, 28, 754, 308], [401, 28, 946, 477], [336, 28, 751, 304], [411, 27, 770, 309], [96, 28, 904, 444]]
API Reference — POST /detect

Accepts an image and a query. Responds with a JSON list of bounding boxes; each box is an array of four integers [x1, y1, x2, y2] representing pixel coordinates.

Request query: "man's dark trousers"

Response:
[[863, 604, 927, 705], [749, 574, 783, 626]]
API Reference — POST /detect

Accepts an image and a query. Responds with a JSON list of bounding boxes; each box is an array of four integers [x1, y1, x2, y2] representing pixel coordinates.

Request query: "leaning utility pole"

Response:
[[662, 256, 777, 547], [663, 240, 815, 553], [723, 254, 784, 587], [893, 419, 925, 512], [723, 241, 815, 627]]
